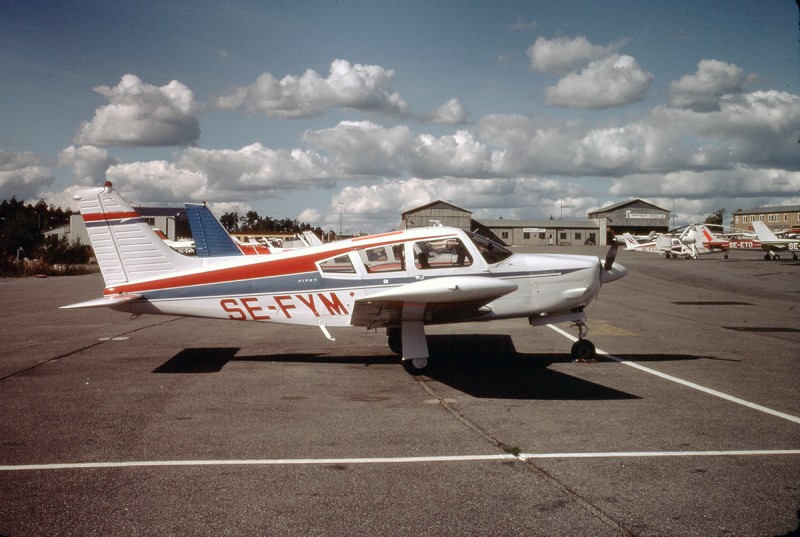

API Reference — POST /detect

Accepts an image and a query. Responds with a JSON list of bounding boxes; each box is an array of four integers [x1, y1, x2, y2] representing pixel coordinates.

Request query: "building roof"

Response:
[[401, 200, 471, 217], [588, 198, 668, 216], [476, 218, 601, 229], [733, 205, 800, 215]]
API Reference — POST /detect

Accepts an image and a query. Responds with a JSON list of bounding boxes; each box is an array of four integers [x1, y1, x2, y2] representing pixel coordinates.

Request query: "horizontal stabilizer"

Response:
[[60, 293, 142, 310]]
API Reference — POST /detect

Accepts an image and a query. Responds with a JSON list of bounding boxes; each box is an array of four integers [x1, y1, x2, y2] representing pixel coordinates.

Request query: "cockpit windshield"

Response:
[[466, 231, 514, 264]]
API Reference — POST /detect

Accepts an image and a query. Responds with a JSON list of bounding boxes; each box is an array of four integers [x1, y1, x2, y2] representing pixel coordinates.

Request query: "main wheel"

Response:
[[571, 339, 596, 362], [387, 327, 402, 354], [401, 357, 429, 375]]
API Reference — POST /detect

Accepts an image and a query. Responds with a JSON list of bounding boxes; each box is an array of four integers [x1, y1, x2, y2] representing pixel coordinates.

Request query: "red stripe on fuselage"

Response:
[[83, 211, 140, 222], [104, 232, 457, 295]]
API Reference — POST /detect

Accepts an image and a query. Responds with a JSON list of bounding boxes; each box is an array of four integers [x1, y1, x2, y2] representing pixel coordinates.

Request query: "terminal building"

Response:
[[587, 199, 670, 236], [401, 198, 670, 246], [731, 205, 800, 231]]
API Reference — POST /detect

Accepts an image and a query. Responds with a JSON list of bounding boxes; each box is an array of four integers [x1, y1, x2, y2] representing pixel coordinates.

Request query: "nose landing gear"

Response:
[[570, 319, 597, 363]]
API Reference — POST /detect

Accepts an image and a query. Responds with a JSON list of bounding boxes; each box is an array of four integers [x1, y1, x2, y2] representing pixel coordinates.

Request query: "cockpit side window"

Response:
[[467, 232, 513, 264], [413, 238, 473, 270]]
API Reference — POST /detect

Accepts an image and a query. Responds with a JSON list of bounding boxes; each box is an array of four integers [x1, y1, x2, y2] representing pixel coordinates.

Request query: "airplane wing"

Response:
[[350, 276, 518, 329], [60, 293, 142, 310]]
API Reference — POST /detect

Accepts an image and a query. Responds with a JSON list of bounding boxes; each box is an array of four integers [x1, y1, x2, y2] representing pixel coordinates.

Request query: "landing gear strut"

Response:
[[570, 319, 596, 362]]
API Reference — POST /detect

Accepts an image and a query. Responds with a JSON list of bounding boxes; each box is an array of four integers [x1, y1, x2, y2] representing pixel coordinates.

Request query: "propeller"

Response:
[[600, 242, 626, 283], [604, 242, 618, 271]]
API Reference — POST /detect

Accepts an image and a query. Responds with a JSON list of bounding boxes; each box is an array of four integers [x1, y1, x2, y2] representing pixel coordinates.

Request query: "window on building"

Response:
[[575, 232, 582, 241], [559, 232, 567, 241], [523, 232, 530, 240], [501, 231, 509, 239]]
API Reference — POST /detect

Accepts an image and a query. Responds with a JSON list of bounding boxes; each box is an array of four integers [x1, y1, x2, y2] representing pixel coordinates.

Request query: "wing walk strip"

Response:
[[2, 451, 800, 472], [547, 324, 800, 425]]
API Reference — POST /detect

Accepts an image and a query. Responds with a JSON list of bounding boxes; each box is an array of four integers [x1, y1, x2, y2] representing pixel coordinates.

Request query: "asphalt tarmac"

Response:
[[1, 247, 798, 536]]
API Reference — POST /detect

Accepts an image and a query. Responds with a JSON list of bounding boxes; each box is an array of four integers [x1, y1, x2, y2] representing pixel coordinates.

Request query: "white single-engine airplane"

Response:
[[752, 220, 800, 260], [62, 183, 627, 372]]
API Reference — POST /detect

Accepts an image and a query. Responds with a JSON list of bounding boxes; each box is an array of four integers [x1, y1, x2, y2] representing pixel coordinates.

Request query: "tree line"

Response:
[[219, 209, 327, 238], [0, 198, 90, 275]]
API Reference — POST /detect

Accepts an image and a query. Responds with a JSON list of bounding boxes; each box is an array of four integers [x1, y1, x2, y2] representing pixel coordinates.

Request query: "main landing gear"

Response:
[[570, 319, 597, 363], [387, 327, 430, 375]]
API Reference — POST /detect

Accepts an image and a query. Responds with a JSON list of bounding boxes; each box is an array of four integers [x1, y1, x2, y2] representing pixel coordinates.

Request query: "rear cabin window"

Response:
[[358, 244, 406, 273], [318, 254, 356, 274]]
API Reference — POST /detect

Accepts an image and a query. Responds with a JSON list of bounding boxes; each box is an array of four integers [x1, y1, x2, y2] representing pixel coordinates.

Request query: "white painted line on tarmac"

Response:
[[2, 450, 799, 472], [547, 324, 800, 425]]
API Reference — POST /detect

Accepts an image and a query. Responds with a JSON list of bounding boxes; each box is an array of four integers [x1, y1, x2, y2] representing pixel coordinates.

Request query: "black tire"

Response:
[[401, 357, 429, 376], [387, 328, 402, 354], [571, 339, 596, 362]]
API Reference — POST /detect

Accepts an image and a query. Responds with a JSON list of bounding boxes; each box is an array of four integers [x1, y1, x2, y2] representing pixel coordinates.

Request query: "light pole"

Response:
[[338, 202, 343, 236]]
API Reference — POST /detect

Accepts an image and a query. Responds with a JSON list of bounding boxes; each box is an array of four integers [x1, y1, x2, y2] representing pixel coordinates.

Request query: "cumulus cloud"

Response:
[[0, 150, 54, 200], [528, 36, 651, 109], [214, 59, 409, 118], [106, 161, 208, 202], [176, 143, 334, 193], [302, 121, 416, 176], [527, 36, 626, 74], [668, 59, 750, 112], [74, 74, 200, 147], [420, 97, 469, 125], [57, 145, 119, 185], [545, 54, 653, 109]]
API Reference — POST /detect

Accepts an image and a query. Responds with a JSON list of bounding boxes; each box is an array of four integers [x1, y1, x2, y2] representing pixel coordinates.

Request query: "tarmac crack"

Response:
[[413, 375, 634, 537], [0, 317, 185, 383]]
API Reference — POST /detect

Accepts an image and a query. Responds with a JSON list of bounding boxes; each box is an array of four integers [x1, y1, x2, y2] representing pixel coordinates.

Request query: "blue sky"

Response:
[[1, 0, 798, 233]]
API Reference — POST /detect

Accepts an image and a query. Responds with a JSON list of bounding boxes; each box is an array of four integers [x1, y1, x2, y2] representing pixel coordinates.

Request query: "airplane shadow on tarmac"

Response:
[[152, 334, 714, 400], [153, 334, 716, 400]]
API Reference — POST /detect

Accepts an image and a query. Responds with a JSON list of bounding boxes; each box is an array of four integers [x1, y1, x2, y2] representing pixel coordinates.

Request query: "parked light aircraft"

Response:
[[62, 183, 627, 372], [151, 228, 196, 255], [624, 225, 730, 259], [752, 220, 800, 260], [185, 203, 321, 257]]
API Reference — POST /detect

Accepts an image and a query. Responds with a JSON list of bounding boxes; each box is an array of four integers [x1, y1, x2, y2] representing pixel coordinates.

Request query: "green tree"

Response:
[[704, 208, 727, 226]]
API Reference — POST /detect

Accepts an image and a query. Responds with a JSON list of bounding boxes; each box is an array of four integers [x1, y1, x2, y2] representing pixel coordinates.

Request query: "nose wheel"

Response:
[[571, 319, 597, 363]]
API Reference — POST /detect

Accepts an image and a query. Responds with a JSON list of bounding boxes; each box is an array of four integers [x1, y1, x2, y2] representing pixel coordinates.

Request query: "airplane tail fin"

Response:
[[185, 203, 244, 257], [74, 182, 200, 286], [752, 220, 780, 242], [621, 233, 640, 250]]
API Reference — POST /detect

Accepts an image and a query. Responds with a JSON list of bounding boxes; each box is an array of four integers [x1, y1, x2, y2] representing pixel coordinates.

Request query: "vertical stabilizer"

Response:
[[185, 203, 243, 257], [74, 182, 200, 286], [752, 220, 780, 242]]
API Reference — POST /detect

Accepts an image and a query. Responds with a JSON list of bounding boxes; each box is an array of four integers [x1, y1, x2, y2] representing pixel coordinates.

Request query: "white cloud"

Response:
[[669, 60, 750, 111], [74, 75, 200, 147], [0, 150, 54, 201], [214, 59, 409, 118], [176, 143, 334, 193], [302, 121, 416, 176], [420, 97, 469, 125], [545, 54, 653, 109], [527, 36, 626, 74], [57, 145, 119, 185], [106, 161, 208, 202]]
